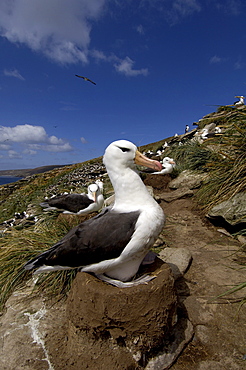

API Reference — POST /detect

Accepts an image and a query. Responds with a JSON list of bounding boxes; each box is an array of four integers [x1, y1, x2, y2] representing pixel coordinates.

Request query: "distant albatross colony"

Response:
[[24, 140, 165, 287]]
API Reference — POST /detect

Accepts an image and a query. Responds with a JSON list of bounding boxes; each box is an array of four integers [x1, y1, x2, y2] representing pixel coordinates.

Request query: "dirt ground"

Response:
[[161, 196, 245, 369], [1, 174, 246, 369]]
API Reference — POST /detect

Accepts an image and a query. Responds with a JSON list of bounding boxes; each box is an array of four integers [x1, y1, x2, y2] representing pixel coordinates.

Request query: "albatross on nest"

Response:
[[152, 157, 176, 175], [24, 140, 165, 287], [40, 182, 104, 215]]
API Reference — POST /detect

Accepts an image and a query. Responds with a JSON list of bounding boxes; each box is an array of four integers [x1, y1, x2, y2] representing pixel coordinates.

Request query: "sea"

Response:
[[0, 176, 23, 186]]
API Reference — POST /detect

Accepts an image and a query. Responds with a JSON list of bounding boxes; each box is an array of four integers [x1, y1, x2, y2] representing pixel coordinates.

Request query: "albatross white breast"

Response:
[[24, 140, 165, 287]]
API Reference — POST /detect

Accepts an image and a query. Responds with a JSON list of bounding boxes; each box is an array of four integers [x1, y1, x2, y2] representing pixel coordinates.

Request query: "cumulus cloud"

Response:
[[3, 68, 25, 80], [0, 1, 149, 76], [23, 149, 37, 155], [0, 124, 47, 143], [0, 124, 73, 155], [0, 0, 106, 65], [114, 56, 149, 77], [90, 50, 149, 77], [8, 150, 22, 159]]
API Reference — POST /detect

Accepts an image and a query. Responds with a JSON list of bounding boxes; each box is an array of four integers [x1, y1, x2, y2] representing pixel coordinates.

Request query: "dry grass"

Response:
[[0, 212, 85, 308], [196, 114, 246, 211]]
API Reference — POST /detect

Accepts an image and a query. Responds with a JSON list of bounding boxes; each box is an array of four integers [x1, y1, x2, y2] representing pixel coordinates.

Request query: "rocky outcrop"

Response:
[[207, 192, 246, 227], [156, 187, 194, 202], [169, 170, 207, 190]]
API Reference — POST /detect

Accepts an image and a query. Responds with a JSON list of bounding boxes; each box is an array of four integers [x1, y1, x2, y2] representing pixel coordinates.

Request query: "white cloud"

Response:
[[23, 149, 37, 155], [234, 57, 244, 70], [136, 24, 145, 35], [172, 0, 201, 17], [90, 49, 109, 62], [0, 124, 73, 154], [0, 1, 150, 76], [48, 135, 65, 145], [3, 68, 25, 80], [0, 0, 106, 65], [8, 150, 22, 159], [0, 143, 11, 150], [80, 137, 87, 144], [142, 0, 202, 25], [90, 50, 149, 77], [0, 124, 48, 143], [114, 56, 149, 77], [209, 55, 223, 64], [215, 0, 243, 16], [43, 143, 73, 152]]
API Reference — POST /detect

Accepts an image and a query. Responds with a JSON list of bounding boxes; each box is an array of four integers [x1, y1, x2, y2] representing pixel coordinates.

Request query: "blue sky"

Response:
[[0, 0, 245, 170]]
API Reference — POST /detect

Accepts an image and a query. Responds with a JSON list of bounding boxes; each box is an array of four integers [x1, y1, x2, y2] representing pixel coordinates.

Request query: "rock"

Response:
[[217, 228, 234, 238], [61, 260, 177, 369], [156, 187, 194, 202], [145, 318, 194, 370], [169, 170, 206, 190], [202, 122, 216, 132], [159, 247, 192, 279], [0, 283, 57, 370], [237, 235, 246, 245], [207, 192, 246, 226]]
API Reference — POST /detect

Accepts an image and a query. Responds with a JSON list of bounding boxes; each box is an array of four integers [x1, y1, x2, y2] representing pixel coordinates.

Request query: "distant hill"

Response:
[[0, 164, 70, 178]]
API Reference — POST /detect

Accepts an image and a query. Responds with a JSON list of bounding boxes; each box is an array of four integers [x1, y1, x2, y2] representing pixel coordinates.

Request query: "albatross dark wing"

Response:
[[24, 209, 140, 270], [75, 74, 96, 85], [44, 194, 94, 213]]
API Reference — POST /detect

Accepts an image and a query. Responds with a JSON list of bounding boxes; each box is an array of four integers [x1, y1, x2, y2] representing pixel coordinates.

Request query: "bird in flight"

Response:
[[75, 75, 96, 85]]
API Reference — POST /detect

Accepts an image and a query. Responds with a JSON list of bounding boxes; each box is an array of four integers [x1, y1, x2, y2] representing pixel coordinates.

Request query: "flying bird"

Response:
[[24, 140, 165, 287], [40, 182, 104, 215], [75, 74, 96, 85]]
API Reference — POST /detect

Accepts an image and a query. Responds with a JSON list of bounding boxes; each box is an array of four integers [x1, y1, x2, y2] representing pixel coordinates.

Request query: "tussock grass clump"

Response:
[[0, 214, 83, 309], [164, 140, 219, 174], [196, 115, 246, 211]]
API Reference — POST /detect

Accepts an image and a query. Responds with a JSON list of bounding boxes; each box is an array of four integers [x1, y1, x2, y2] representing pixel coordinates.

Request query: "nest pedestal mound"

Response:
[[61, 259, 177, 369]]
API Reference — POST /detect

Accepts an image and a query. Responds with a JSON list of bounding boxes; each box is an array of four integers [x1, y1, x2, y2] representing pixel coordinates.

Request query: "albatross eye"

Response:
[[118, 147, 130, 153]]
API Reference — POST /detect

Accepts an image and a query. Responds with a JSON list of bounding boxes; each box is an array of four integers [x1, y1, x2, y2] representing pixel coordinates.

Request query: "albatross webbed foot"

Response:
[[95, 274, 156, 288]]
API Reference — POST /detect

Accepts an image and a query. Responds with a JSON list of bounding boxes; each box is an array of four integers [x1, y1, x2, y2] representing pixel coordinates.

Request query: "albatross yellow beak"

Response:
[[91, 191, 97, 202], [135, 150, 163, 172]]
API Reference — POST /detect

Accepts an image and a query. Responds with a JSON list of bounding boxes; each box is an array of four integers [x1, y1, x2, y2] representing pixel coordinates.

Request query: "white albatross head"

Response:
[[103, 140, 162, 173], [87, 183, 101, 202]]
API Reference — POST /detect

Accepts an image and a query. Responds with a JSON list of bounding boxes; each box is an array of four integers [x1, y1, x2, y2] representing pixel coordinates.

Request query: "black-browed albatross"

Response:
[[40, 182, 104, 215], [152, 157, 176, 175], [24, 140, 165, 287]]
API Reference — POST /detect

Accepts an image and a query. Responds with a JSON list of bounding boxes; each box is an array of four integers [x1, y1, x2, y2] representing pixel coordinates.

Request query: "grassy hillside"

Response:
[[0, 106, 245, 309]]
